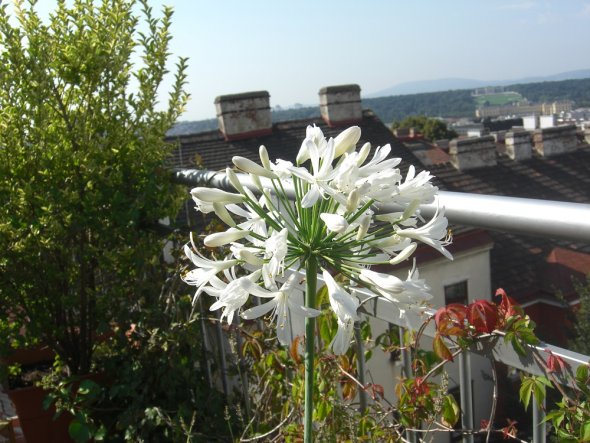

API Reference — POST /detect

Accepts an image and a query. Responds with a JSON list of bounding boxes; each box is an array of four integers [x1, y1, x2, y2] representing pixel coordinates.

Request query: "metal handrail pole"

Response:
[[174, 169, 590, 242], [354, 322, 368, 414], [458, 352, 474, 443], [532, 394, 546, 443]]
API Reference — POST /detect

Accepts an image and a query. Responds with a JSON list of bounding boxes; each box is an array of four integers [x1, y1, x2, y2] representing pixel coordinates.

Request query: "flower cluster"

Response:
[[184, 125, 452, 354]]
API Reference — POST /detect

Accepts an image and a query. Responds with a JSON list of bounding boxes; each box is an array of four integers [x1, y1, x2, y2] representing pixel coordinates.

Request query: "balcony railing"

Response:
[[174, 168, 590, 443]]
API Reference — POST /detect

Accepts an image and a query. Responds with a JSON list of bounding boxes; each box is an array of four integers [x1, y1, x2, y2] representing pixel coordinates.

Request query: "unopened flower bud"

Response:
[[357, 142, 371, 165], [191, 187, 244, 204], [226, 167, 245, 194], [356, 215, 371, 240], [213, 202, 236, 227], [389, 243, 417, 265], [346, 189, 360, 213], [334, 126, 361, 158], [320, 213, 349, 234], [204, 228, 250, 247], [259, 145, 271, 170], [233, 156, 277, 179]]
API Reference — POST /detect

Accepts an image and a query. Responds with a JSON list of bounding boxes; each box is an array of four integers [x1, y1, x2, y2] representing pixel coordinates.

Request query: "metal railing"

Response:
[[174, 168, 590, 241], [175, 168, 590, 443]]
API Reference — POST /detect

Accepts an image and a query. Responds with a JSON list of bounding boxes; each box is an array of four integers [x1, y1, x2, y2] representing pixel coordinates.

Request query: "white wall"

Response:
[[363, 243, 494, 442]]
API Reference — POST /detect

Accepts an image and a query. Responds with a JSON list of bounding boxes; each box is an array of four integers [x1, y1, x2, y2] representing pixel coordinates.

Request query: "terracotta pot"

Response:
[[7, 385, 74, 443], [4, 345, 55, 366], [4, 345, 71, 443]]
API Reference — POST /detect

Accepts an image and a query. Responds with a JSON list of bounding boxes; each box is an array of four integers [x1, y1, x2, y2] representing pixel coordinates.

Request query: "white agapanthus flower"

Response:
[[183, 125, 452, 354]]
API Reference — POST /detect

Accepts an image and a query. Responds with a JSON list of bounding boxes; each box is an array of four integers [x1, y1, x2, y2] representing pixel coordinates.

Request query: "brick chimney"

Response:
[[505, 130, 532, 161], [319, 84, 362, 127], [214, 91, 272, 141], [449, 135, 497, 170], [532, 125, 577, 157]]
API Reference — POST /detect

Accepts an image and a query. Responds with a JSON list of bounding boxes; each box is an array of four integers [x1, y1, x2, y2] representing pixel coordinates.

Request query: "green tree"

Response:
[[391, 115, 457, 141], [0, 0, 188, 375]]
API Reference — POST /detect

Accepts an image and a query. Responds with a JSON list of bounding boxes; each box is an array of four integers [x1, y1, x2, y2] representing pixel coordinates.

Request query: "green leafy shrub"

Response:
[[0, 0, 188, 374]]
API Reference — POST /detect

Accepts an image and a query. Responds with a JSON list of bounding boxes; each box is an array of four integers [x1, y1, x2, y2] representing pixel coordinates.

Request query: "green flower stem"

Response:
[[304, 254, 318, 443]]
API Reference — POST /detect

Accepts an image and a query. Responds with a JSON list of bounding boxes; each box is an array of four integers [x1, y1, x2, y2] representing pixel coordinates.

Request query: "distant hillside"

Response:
[[510, 78, 590, 105], [367, 77, 590, 123], [367, 69, 590, 97], [169, 77, 590, 136], [364, 89, 474, 122]]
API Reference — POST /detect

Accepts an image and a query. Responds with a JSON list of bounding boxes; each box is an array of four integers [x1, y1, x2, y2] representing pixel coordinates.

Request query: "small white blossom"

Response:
[[182, 240, 238, 303], [359, 266, 432, 307], [396, 207, 453, 260], [262, 228, 289, 287], [207, 270, 270, 324], [323, 271, 359, 354], [242, 273, 321, 347]]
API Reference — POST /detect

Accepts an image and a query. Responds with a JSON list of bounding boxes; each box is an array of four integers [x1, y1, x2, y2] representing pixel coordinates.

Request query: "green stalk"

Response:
[[304, 254, 318, 443]]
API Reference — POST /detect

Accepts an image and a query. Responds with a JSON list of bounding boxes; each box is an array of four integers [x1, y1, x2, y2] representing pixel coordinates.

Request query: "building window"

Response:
[[444, 280, 468, 305]]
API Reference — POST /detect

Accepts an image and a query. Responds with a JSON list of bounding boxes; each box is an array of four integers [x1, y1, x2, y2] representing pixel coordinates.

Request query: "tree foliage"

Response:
[[366, 89, 475, 122], [567, 275, 590, 355], [511, 78, 590, 107], [0, 0, 188, 374], [392, 115, 458, 141]]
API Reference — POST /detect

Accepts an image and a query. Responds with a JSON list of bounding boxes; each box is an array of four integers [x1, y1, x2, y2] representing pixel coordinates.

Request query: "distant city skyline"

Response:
[[11, 0, 590, 121]]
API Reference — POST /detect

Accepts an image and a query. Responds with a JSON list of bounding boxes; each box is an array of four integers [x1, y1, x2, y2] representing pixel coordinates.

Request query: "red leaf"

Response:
[[435, 303, 468, 337], [545, 349, 569, 374], [434, 333, 454, 361], [467, 300, 498, 334], [501, 418, 518, 440], [365, 383, 384, 400], [496, 288, 522, 324]]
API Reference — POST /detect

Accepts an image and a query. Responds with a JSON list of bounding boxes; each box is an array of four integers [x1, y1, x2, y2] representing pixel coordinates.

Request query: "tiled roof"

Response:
[[167, 110, 422, 175], [428, 144, 590, 304]]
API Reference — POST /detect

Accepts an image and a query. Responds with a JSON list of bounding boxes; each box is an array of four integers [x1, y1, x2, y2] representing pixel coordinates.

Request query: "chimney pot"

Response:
[[505, 130, 532, 161], [533, 125, 577, 157], [449, 135, 497, 170], [319, 84, 362, 127], [214, 91, 272, 141]]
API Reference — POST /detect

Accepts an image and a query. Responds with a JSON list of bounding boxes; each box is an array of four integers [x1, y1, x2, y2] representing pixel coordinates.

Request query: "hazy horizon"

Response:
[[14, 0, 590, 121]]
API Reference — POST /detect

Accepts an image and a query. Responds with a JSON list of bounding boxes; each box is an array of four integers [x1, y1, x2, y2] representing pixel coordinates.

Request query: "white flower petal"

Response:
[[301, 185, 321, 208], [323, 271, 359, 321], [241, 298, 278, 319]]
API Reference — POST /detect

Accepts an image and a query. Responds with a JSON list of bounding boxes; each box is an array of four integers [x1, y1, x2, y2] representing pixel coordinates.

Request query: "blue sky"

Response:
[[14, 1, 590, 121]]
